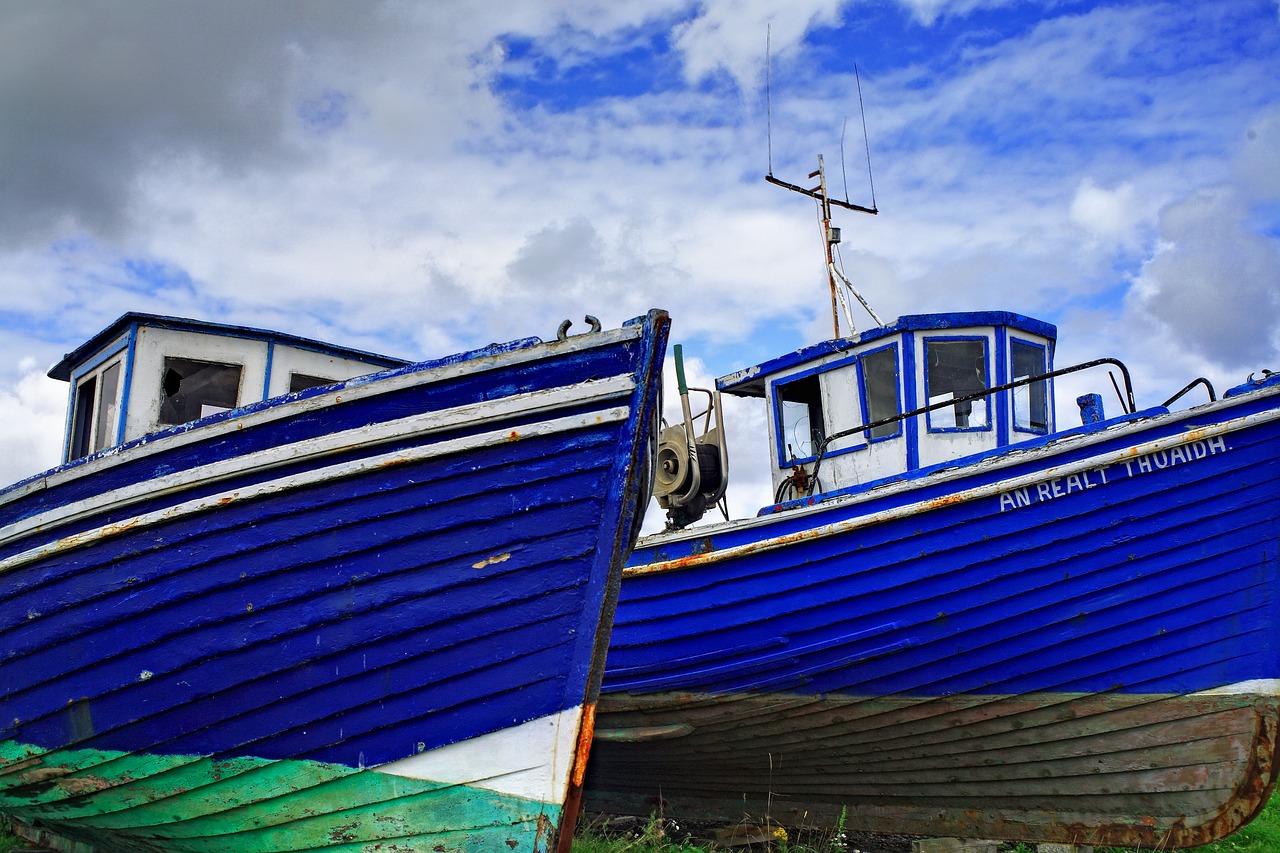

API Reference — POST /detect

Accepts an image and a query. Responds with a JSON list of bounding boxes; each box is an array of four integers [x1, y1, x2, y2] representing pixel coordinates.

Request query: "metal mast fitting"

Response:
[[766, 156, 879, 339]]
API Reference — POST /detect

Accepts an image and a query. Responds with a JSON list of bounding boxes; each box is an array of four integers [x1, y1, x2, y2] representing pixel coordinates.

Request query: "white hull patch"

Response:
[[373, 707, 583, 804]]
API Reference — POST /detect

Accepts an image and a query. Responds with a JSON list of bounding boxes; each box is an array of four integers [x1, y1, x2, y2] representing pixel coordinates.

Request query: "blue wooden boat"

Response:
[[582, 166, 1280, 849], [0, 309, 669, 853]]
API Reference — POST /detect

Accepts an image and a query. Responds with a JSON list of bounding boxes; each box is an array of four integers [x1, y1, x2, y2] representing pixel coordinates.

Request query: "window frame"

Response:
[[857, 342, 902, 443], [158, 356, 245, 427], [68, 357, 125, 459], [772, 366, 832, 467], [771, 345, 908, 468], [1010, 337, 1051, 436], [923, 334, 993, 434], [288, 372, 338, 394]]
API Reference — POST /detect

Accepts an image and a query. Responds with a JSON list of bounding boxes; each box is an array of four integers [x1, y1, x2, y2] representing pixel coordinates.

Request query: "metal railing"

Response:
[[1160, 377, 1216, 408], [802, 357, 1137, 497]]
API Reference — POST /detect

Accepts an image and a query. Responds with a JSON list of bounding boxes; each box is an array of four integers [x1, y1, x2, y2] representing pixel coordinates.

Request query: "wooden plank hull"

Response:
[[0, 311, 670, 853], [586, 377, 1280, 848], [590, 688, 1277, 848]]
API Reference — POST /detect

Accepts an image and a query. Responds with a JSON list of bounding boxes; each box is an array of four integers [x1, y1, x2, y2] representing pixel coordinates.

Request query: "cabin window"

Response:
[[159, 357, 243, 425], [289, 373, 336, 393], [775, 373, 826, 461], [859, 345, 901, 440], [70, 375, 97, 459], [69, 359, 124, 459], [94, 362, 122, 452], [1011, 339, 1049, 434], [925, 337, 990, 431]]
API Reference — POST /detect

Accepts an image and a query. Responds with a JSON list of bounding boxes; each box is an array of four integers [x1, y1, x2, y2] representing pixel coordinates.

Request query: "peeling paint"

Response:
[[472, 552, 513, 569]]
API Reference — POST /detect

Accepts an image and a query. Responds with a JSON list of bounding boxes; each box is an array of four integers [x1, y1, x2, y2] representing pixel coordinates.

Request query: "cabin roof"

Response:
[[48, 312, 409, 382], [717, 310, 1058, 397]]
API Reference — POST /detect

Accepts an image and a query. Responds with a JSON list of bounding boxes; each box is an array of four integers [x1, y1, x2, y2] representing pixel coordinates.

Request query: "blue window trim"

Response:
[[903, 331, 920, 471], [771, 353, 868, 469], [718, 310, 1056, 397], [263, 341, 276, 402], [922, 334, 993, 434], [68, 335, 130, 380], [64, 328, 135, 462], [1009, 336, 1052, 437], [995, 332, 1010, 447], [60, 384, 74, 463], [116, 326, 139, 447], [856, 341, 903, 444]]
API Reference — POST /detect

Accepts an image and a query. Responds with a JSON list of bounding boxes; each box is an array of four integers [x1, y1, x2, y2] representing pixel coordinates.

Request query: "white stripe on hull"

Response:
[[0, 405, 630, 575], [1, 375, 634, 548], [374, 707, 583, 805], [1198, 679, 1280, 697], [0, 321, 646, 510]]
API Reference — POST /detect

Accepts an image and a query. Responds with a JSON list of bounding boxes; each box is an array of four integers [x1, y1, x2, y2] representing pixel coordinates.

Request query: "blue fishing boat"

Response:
[[0, 309, 669, 853], [582, 164, 1280, 849]]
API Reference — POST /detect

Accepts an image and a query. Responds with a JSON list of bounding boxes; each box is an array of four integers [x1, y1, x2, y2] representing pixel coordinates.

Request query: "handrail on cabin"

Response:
[[802, 357, 1137, 497]]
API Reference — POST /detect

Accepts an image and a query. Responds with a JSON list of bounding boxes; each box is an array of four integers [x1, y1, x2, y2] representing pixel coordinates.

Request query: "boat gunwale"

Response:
[[0, 402, 635, 577], [0, 375, 637, 551]]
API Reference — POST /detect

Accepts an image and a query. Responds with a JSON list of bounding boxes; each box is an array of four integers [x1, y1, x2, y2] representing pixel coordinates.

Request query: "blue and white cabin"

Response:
[[49, 313, 408, 462], [718, 311, 1057, 500]]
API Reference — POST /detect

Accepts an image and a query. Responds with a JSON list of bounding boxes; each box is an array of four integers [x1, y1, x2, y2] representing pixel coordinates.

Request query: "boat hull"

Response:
[[586, 380, 1280, 848], [0, 312, 669, 853]]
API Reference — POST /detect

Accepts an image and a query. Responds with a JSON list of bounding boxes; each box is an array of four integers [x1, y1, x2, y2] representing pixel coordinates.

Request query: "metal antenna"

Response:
[[840, 116, 850, 202], [764, 57, 882, 338], [766, 25, 773, 176], [854, 63, 877, 210], [767, 157, 878, 338]]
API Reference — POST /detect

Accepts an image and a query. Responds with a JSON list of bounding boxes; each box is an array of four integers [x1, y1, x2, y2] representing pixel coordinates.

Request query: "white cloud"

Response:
[[1069, 178, 1145, 250], [0, 360, 66, 487], [1128, 185, 1280, 370], [1234, 106, 1280, 204], [895, 0, 1024, 26], [672, 0, 843, 90]]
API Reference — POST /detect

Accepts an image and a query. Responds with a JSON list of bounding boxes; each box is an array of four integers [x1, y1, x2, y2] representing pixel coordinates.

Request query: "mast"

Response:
[[766, 157, 878, 338], [816, 156, 840, 339]]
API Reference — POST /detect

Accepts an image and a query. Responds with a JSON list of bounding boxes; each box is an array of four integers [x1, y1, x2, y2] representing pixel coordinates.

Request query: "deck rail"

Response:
[[800, 357, 1138, 499]]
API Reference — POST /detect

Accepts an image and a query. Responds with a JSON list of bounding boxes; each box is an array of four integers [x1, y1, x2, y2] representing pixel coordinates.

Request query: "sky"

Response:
[[1, 0, 1278, 523]]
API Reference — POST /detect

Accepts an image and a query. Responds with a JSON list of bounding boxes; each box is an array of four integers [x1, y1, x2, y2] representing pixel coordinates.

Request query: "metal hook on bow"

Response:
[[557, 315, 602, 341]]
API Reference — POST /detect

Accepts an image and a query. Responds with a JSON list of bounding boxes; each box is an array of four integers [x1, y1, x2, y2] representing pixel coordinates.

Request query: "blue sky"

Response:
[[1, 0, 1278, 513]]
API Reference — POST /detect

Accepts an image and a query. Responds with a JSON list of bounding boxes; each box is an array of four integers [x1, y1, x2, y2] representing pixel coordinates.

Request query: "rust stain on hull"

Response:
[[554, 702, 598, 853]]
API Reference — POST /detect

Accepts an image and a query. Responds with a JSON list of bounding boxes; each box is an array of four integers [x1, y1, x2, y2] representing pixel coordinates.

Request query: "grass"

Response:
[[572, 790, 1280, 853], [0, 818, 23, 853], [1, 792, 1275, 852]]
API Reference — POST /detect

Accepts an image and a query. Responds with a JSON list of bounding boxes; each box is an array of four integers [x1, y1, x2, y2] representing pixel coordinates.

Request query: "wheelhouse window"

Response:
[[859, 345, 901, 440], [775, 373, 825, 461], [159, 357, 243, 425], [289, 373, 336, 393], [1011, 339, 1049, 433], [925, 338, 990, 431], [69, 359, 124, 459]]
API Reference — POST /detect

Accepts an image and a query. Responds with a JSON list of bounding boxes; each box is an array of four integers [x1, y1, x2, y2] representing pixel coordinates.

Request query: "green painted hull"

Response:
[[0, 741, 562, 852]]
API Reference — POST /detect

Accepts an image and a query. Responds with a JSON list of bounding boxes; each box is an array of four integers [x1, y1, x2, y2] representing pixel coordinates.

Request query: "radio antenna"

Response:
[[840, 116, 850, 202], [766, 25, 774, 176], [763, 55, 883, 338], [854, 62, 877, 210], [767, 157, 879, 338]]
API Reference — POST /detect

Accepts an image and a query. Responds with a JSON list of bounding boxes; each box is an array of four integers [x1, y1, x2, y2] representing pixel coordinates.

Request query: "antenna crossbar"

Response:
[[764, 174, 878, 215]]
